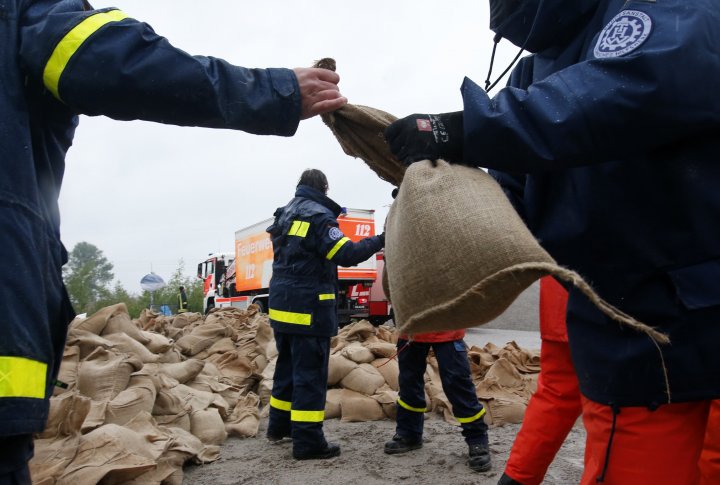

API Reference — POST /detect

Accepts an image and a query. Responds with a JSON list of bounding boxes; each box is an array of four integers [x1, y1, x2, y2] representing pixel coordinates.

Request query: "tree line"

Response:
[[63, 242, 204, 317]]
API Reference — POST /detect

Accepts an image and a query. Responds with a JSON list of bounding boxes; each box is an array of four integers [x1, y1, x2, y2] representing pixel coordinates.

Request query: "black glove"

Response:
[[391, 187, 399, 199], [377, 232, 385, 246], [384, 111, 464, 166]]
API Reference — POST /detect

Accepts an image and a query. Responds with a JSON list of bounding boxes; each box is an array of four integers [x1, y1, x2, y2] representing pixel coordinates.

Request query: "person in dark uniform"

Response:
[[177, 286, 189, 313], [266, 169, 384, 460], [1, 1, 345, 480], [384, 328, 492, 472]]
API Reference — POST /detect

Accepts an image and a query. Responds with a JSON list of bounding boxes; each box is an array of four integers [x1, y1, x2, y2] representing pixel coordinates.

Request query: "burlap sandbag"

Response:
[[327, 354, 358, 386], [225, 393, 261, 438], [341, 342, 375, 364], [190, 408, 228, 445], [366, 341, 397, 359], [371, 358, 399, 391], [76, 348, 143, 402], [339, 389, 385, 422], [100, 307, 150, 345], [70, 302, 127, 335], [325, 388, 343, 419], [104, 372, 157, 426], [53, 346, 81, 396], [340, 363, 385, 396], [104, 332, 159, 363], [383, 160, 669, 345]]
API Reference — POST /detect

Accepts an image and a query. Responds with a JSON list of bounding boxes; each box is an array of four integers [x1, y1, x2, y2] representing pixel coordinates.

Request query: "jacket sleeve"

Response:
[[19, 0, 301, 135], [312, 215, 384, 267], [460, 2, 720, 172]]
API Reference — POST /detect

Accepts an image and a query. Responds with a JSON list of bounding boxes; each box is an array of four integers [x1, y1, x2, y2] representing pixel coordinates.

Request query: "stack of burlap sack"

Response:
[[30, 303, 270, 485], [30, 303, 539, 484]]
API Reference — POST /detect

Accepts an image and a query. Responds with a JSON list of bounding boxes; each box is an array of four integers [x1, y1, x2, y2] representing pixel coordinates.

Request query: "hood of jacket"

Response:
[[295, 185, 343, 217], [489, 0, 602, 53]]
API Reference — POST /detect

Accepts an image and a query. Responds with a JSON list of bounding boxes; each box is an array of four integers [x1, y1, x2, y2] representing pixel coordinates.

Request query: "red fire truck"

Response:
[[197, 208, 390, 324]]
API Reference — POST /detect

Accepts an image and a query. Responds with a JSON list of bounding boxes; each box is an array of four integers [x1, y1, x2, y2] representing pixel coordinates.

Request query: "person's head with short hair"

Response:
[[298, 169, 329, 194], [179, 286, 185, 291]]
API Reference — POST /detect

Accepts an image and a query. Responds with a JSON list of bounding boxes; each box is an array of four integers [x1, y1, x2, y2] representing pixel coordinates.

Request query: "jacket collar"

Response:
[[295, 185, 343, 217]]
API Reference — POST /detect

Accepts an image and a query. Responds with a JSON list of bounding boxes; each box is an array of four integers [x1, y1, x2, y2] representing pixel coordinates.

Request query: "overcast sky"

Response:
[[59, 0, 522, 292]]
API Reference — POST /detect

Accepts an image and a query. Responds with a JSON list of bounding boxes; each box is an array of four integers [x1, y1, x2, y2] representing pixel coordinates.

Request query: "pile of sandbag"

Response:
[[31, 303, 270, 485], [31, 302, 541, 484]]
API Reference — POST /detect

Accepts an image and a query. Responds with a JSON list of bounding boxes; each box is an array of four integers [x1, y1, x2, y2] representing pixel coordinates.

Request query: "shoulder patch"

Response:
[[594, 10, 652, 59], [328, 227, 344, 241]]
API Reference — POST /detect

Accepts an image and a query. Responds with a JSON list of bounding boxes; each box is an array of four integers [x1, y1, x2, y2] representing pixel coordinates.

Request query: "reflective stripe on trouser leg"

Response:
[[268, 332, 293, 438], [288, 334, 331, 455], [396, 339, 430, 441], [434, 340, 489, 445]]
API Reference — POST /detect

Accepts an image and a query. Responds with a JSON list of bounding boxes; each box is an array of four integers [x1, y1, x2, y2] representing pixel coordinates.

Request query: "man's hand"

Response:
[[384, 111, 464, 165], [293, 67, 348, 119]]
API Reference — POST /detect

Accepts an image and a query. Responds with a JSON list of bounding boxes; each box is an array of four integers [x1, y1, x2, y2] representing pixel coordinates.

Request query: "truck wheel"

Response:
[[254, 300, 267, 314]]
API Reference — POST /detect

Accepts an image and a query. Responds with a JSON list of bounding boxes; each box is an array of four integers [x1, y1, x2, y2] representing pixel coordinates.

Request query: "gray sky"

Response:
[[59, 0, 521, 292]]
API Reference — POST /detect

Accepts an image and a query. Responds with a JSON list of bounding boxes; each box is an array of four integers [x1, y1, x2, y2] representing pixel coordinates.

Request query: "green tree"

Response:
[[63, 242, 115, 314]]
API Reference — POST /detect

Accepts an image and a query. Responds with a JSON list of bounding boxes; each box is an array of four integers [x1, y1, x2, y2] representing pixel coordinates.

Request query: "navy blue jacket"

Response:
[[1, 0, 301, 436], [466, 0, 720, 406], [267, 186, 384, 337]]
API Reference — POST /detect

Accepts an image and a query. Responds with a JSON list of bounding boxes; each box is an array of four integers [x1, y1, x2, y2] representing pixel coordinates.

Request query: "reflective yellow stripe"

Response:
[[291, 409, 325, 422], [318, 293, 336, 301], [43, 10, 129, 100], [269, 308, 312, 325], [270, 396, 292, 412], [326, 237, 350, 260], [0, 356, 47, 399], [456, 408, 486, 424], [288, 220, 310, 238], [397, 398, 426, 413]]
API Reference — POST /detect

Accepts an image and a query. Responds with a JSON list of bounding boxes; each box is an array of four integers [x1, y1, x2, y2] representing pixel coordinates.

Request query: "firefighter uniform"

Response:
[[266, 185, 384, 457], [394, 330, 489, 447], [2, 0, 303, 477]]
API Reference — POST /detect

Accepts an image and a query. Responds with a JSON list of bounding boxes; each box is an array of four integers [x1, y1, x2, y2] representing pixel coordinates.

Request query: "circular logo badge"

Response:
[[594, 10, 652, 59], [328, 227, 344, 240]]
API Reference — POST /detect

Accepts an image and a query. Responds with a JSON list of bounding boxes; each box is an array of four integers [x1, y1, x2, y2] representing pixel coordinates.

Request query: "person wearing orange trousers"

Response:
[[498, 276, 582, 485], [501, 277, 719, 485]]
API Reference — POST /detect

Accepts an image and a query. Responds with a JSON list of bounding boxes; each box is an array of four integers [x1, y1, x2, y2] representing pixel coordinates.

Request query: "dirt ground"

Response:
[[182, 414, 585, 485]]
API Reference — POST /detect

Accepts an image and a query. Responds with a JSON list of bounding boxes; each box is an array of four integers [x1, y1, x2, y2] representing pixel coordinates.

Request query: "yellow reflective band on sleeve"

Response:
[[43, 9, 129, 100], [291, 409, 325, 422], [326, 237, 350, 260], [270, 396, 292, 412], [269, 308, 312, 325], [0, 356, 47, 399], [456, 407, 486, 424], [318, 293, 335, 301], [288, 220, 310, 238], [397, 398, 427, 413]]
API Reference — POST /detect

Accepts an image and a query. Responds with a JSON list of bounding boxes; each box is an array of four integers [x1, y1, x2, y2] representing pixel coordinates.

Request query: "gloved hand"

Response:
[[384, 111, 464, 166], [377, 232, 386, 246]]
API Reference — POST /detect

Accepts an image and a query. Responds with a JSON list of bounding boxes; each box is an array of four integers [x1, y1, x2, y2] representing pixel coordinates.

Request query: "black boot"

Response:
[[384, 434, 423, 454], [266, 431, 291, 443], [497, 472, 524, 485], [468, 442, 492, 472], [293, 442, 341, 460]]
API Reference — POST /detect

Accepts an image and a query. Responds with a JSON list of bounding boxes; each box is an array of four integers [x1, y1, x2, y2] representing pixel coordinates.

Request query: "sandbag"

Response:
[[371, 358, 399, 391], [30, 434, 82, 485], [328, 354, 358, 385], [190, 408, 228, 445], [65, 329, 115, 359], [76, 348, 143, 402], [339, 389, 385, 422], [341, 342, 375, 364], [225, 393, 261, 438], [139, 330, 174, 354], [325, 388, 343, 419], [147, 359, 206, 384], [54, 346, 81, 396], [39, 391, 91, 439], [366, 341, 397, 359], [104, 372, 157, 426], [70, 302, 128, 335], [104, 332, 159, 363], [101, 307, 150, 344], [340, 363, 385, 396]]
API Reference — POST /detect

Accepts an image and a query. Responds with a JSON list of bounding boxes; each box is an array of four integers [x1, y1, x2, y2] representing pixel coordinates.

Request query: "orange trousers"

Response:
[[504, 277, 583, 485], [700, 399, 720, 485], [582, 399, 711, 484]]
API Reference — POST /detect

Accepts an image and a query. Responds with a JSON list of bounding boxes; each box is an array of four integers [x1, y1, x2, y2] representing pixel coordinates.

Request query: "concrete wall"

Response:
[[482, 281, 539, 331]]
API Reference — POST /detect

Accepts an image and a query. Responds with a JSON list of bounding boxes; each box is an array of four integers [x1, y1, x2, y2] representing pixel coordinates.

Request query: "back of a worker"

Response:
[[265, 169, 384, 460]]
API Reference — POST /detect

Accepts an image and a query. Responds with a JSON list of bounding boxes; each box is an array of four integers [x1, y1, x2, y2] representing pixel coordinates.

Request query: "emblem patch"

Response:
[[594, 10, 652, 59], [328, 227, 344, 240]]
